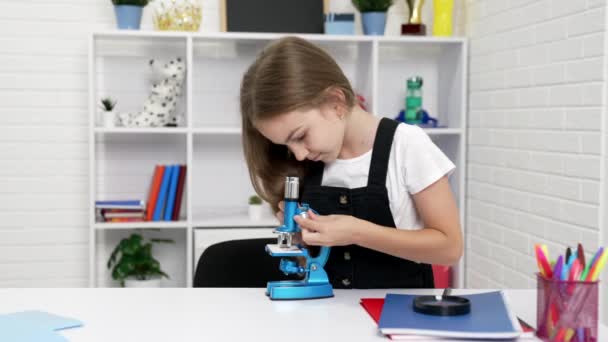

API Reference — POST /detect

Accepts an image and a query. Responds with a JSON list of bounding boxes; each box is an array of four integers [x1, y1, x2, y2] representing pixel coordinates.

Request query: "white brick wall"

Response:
[[467, 0, 606, 289]]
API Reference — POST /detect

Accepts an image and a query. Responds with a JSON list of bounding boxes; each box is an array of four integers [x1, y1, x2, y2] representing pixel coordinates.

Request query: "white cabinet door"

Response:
[[193, 227, 276, 268]]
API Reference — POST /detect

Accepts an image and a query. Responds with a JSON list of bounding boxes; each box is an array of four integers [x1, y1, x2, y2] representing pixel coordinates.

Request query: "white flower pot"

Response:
[[248, 204, 263, 221], [102, 110, 117, 128], [124, 277, 162, 288]]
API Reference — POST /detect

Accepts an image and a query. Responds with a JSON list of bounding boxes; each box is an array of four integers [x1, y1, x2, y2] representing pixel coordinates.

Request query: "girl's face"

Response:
[[254, 104, 345, 163]]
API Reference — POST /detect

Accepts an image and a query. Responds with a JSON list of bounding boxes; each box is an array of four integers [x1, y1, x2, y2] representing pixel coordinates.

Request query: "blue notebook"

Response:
[[378, 291, 521, 340]]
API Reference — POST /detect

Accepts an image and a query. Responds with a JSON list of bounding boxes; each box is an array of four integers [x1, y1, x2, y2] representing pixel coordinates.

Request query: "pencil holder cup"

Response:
[[536, 273, 598, 342]]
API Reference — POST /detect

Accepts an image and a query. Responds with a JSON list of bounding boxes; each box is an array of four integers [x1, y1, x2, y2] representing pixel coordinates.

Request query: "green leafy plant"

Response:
[[351, 0, 393, 12], [112, 0, 149, 6], [99, 97, 116, 111], [249, 195, 262, 205], [107, 233, 173, 287]]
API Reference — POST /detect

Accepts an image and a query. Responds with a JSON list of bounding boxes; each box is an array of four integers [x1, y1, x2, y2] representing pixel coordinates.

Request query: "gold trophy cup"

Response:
[[401, 0, 426, 35]]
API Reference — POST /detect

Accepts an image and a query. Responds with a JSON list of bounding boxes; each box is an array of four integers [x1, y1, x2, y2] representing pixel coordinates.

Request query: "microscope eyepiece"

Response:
[[284, 176, 299, 200]]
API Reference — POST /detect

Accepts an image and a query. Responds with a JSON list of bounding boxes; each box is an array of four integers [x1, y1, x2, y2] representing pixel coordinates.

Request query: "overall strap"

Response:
[[305, 161, 325, 187], [367, 118, 399, 188]]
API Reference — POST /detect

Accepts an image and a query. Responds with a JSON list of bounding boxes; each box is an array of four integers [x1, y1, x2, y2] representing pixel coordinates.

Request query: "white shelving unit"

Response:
[[89, 31, 467, 288]]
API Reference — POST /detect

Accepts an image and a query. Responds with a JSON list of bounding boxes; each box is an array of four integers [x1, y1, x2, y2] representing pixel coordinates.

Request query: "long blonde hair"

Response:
[[240, 37, 355, 211]]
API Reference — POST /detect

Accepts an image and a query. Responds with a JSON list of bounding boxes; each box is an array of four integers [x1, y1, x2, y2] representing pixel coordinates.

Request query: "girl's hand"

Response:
[[294, 211, 363, 247]]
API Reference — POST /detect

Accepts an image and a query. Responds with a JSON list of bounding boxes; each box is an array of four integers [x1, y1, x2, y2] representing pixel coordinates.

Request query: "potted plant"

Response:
[[99, 97, 117, 128], [112, 0, 149, 30], [248, 195, 264, 221], [352, 0, 394, 35], [107, 232, 173, 287]]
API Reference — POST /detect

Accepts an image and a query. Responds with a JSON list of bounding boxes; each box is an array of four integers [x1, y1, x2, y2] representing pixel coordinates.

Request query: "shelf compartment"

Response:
[[95, 134, 188, 223], [377, 40, 466, 130], [93, 34, 189, 129], [95, 228, 187, 287]]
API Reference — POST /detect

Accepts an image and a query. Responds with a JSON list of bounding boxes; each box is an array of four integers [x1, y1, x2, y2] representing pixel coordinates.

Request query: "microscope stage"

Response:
[[265, 244, 306, 257]]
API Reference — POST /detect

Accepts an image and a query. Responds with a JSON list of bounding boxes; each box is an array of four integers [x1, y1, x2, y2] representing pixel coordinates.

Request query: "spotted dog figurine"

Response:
[[118, 57, 186, 127]]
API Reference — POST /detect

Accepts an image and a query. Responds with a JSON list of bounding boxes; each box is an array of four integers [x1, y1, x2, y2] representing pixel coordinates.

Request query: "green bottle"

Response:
[[405, 76, 423, 123]]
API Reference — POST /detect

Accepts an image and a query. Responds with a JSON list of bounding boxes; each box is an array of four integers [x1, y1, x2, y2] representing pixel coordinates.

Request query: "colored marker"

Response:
[[581, 247, 603, 281], [589, 249, 607, 281], [541, 244, 550, 262], [564, 328, 575, 342], [569, 259, 582, 281], [577, 243, 585, 269], [563, 253, 577, 280], [535, 244, 553, 278], [553, 256, 563, 281], [576, 328, 584, 342]]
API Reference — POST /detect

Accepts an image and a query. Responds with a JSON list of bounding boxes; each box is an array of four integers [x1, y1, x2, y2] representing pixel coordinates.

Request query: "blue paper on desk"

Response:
[[378, 291, 521, 340], [0, 310, 83, 342]]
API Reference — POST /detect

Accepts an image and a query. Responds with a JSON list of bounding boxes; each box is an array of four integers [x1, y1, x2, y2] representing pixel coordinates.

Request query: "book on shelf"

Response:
[[105, 217, 146, 223], [145, 165, 165, 221], [172, 165, 186, 221], [149, 164, 186, 222], [95, 163, 186, 224], [95, 200, 145, 210], [153, 165, 173, 221], [97, 208, 145, 222]]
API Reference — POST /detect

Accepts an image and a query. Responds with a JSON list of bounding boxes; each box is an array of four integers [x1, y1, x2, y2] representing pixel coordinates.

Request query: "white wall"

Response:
[[466, 0, 606, 289]]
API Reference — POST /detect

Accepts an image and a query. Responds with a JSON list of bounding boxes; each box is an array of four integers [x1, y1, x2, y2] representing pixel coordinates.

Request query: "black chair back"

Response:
[[193, 238, 301, 287]]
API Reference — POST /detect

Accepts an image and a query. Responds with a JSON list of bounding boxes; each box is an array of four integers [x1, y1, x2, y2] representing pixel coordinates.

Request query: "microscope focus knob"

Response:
[[279, 259, 304, 275]]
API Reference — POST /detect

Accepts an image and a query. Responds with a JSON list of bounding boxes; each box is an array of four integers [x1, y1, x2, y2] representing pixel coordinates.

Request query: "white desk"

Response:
[[0, 288, 604, 341]]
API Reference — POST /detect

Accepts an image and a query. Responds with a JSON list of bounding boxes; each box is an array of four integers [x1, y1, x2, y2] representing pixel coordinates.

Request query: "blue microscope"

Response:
[[265, 176, 334, 300]]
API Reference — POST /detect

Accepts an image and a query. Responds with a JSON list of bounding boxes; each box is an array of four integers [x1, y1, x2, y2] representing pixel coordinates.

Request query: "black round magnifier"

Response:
[[413, 288, 471, 316]]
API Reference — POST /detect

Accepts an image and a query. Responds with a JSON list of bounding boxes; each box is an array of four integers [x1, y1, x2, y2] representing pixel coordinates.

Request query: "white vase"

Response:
[[248, 204, 263, 221], [102, 110, 117, 128], [124, 277, 162, 288]]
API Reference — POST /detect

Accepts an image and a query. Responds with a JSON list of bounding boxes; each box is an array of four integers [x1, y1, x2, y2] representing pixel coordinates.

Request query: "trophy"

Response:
[[401, 0, 426, 35]]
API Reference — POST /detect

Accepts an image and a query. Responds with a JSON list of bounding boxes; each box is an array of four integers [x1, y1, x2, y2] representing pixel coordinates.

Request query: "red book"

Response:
[[107, 217, 145, 223], [172, 165, 187, 221], [145, 165, 165, 221]]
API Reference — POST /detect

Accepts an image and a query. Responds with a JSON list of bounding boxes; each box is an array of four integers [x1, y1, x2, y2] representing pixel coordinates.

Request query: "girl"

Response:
[[240, 37, 462, 289]]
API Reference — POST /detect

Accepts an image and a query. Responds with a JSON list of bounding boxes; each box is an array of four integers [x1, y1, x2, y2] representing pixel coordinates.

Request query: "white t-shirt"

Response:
[[321, 123, 455, 230]]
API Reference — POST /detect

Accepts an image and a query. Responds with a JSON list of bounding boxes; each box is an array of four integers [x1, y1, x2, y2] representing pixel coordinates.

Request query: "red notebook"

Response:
[[360, 298, 535, 340]]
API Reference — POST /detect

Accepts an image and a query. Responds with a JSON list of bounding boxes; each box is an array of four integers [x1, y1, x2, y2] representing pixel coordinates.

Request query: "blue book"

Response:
[[153, 165, 173, 221], [95, 200, 144, 208], [163, 165, 180, 221], [378, 291, 521, 339]]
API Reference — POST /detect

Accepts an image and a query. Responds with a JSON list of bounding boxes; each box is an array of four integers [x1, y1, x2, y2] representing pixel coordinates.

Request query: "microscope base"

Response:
[[266, 280, 334, 300]]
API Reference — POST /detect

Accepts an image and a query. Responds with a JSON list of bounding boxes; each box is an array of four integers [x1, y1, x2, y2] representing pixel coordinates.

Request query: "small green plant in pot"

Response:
[[352, 0, 394, 35], [248, 194, 264, 221], [107, 232, 173, 287], [112, 0, 149, 30], [98, 97, 117, 128]]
